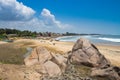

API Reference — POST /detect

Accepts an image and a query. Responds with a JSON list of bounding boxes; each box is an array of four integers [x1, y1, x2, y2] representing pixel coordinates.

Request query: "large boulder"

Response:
[[24, 46, 52, 66], [24, 46, 66, 77], [43, 61, 61, 77], [68, 38, 120, 79], [69, 38, 110, 67], [51, 53, 67, 73], [36, 47, 52, 64]]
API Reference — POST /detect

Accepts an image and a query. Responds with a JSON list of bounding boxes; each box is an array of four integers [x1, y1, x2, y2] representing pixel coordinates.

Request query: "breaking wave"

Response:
[[98, 38, 120, 43]]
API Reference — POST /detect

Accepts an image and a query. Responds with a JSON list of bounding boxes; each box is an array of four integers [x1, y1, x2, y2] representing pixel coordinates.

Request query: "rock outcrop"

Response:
[[24, 46, 67, 77], [68, 38, 120, 80], [91, 67, 120, 80], [69, 38, 110, 67], [43, 61, 61, 77], [24, 47, 52, 66], [51, 53, 67, 73]]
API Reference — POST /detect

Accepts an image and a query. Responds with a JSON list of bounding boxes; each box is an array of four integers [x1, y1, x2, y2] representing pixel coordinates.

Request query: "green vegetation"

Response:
[[0, 28, 101, 40], [0, 28, 37, 38], [0, 34, 7, 40], [0, 28, 63, 40]]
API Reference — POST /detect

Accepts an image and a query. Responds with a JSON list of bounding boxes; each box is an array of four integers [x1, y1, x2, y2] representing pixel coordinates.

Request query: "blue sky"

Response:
[[0, 0, 120, 34]]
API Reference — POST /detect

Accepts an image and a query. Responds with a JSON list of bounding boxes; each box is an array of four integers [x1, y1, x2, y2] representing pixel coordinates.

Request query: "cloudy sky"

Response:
[[0, 0, 120, 34]]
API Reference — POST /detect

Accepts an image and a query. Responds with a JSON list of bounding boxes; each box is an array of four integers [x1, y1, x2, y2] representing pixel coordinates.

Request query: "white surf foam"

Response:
[[56, 35, 92, 42], [98, 38, 120, 42]]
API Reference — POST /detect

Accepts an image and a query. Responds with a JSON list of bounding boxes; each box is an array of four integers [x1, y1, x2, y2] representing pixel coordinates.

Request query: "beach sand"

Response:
[[96, 44, 120, 67], [0, 39, 120, 67]]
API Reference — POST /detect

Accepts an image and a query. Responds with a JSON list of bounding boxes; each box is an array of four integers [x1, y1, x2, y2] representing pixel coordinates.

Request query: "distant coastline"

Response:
[[56, 35, 120, 46], [0, 28, 120, 46]]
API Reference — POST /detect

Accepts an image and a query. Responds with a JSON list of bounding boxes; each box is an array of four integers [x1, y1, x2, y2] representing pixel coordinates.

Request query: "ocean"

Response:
[[56, 35, 120, 46]]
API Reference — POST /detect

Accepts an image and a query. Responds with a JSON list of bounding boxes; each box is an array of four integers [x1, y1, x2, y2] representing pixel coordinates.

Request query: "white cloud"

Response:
[[0, 0, 35, 21], [41, 8, 69, 29], [0, 6, 72, 32]]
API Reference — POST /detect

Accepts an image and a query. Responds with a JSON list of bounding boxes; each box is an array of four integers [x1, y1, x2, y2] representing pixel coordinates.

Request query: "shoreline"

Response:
[[57, 40, 120, 47], [56, 35, 120, 46]]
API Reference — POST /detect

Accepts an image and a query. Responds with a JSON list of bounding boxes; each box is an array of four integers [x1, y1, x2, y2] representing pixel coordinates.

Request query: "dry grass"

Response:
[[44, 45, 65, 54], [0, 43, 27, 64], [74, 65, 91, 77], [14, 40, 36, 48], [0, 40, 38, 64]]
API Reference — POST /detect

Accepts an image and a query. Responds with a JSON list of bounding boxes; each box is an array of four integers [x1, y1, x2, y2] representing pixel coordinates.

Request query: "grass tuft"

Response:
[[44, 46, 64, 54], [0, 43, 27, 64]]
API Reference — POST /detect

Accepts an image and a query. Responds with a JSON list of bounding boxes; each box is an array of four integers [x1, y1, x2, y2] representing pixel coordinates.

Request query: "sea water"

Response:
[[56, 35, 120, 46]]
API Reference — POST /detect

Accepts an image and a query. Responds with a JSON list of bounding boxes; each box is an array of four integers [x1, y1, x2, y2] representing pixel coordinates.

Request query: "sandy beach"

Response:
[[14, 39, 120, 66], [0, 39, 120, 67]]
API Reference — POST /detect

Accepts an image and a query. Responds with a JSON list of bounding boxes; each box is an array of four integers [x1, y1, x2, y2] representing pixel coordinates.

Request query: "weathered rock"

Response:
[[43, 61, 61, 77], [24, 46, 52, 66], [34, 65, 48, 75], [51, 53, 67, 72], [91, 67, 120, 80], [24, 46, 68, 77], [69, 38, 120, 80], [24, 48, 39, 66], [69, 38, 110, 67], [72, 38, 91, 51], [113, 66, 120, 76], [36, 47, 52, 63]]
